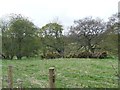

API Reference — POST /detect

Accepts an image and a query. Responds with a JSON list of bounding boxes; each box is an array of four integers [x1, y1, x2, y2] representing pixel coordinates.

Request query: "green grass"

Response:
[[2, 58, 118, 88]]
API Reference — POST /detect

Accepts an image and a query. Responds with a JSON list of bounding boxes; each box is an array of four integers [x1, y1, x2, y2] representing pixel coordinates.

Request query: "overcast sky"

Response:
[[0, 0, 119, 32]]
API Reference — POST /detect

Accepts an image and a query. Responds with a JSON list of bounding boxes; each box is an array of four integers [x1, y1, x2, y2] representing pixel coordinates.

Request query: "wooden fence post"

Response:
[[8, 65, 13, 89], [49, 67, 55, 89]]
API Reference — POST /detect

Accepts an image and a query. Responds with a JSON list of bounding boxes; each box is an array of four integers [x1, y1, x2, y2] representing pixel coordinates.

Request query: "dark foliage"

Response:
[[65, 51, 107, 59], [41, 51, 62, 59]]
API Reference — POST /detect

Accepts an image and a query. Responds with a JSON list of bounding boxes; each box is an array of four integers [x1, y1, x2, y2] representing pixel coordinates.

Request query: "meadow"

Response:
[[2, 58, 118, 88]]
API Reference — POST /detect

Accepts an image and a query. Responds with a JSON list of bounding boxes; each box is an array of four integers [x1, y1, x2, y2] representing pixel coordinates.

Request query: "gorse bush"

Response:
[[65, 51, 108, 59], [41, 51, 61, 59], [77, 52, 92, 58]]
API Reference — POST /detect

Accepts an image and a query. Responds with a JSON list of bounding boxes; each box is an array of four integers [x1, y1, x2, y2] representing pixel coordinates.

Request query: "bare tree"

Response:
[[69, 17, 106, 53]]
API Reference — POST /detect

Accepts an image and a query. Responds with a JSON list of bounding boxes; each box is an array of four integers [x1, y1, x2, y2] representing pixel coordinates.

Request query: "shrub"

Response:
[[41, 51, 61, 59], [91, 51, 107, 59], [65, 51, 108, 59], [77, 52, 92, 58], [91, 52, 101, 58], [66, 52, 78, 58], [99, 51, 107, 59]]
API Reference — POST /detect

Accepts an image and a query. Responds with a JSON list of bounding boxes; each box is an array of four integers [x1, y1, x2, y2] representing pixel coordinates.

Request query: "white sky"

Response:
[[0, 0, 119, 32]]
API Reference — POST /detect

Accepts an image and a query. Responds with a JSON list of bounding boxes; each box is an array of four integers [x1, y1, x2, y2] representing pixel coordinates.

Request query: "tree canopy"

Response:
[[0, 13, 118, 59], [1, 14, 39, 59]]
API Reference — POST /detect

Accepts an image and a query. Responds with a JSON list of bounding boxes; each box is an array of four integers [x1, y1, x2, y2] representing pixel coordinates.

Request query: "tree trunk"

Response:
[[17, 55, 22, 60], [87, 39, 95, 53], [17, 38, 22, 60]]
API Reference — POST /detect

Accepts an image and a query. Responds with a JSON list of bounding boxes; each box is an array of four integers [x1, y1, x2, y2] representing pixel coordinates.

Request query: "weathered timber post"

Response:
[[8, 65, 13, 89], [17, 79, 23, 90], [49, 67, 55, 89]]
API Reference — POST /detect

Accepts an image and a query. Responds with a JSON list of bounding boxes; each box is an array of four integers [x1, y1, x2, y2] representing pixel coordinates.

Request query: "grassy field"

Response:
[[2, 58, 118, 88]]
